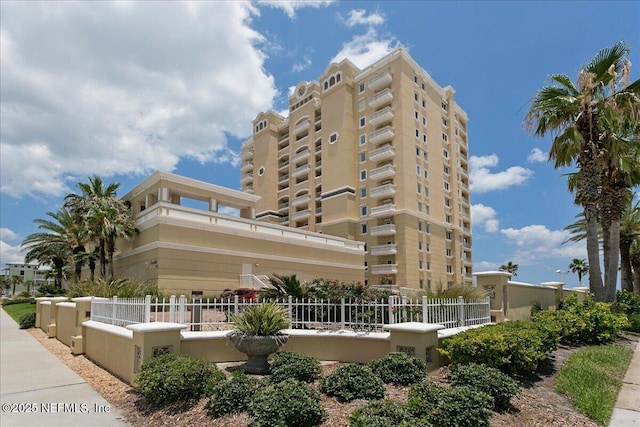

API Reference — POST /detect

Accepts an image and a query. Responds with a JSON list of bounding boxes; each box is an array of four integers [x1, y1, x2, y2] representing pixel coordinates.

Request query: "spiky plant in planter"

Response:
[[229, 302, 290, 374]]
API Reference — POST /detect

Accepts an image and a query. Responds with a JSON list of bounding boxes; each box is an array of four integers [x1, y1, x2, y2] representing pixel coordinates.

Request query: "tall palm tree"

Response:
[[21, 208, 78, 288], [568, 258, 589, 285], [499, 261, 518, 277], [525, 41, 640, 301], [65, 176, 121, 278], [620, 194, 640, 292]]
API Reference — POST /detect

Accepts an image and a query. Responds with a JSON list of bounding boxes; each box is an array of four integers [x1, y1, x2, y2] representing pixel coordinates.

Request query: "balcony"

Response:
[[279, 216, 289, 224], [278, 174, 289, 183], [241, 162, 253, 172], [369, 126, 394, 146], [369, 144, 395, 162], [368, 70, 392, 91], [292, 194, 311, 207], [240, 173, 254, 184], [292, 149, 311, 163], [371, 244, 397, 256], [278, 133, 290, 142], [371, 264, 398, 275], [292, 164, 311, 179], [241, 150, 253, 160], [370, 164, 395, 181], [370, 224, 396, 236], [370, 183, 396, 199], [278, 202, 289, 210], [368, 89, 393, 110], [278, 160, 289, 170], [293, 119, 310, 136], [244, 185, 254, 194], [369, 106, 394, 127], [369, 203, 396, 218], [292, 209, 311, 221]]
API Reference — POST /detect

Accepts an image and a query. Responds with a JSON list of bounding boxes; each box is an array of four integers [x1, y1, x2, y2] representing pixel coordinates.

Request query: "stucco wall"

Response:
[[55, 302, 76, 347], [83, 321, 135, 384]]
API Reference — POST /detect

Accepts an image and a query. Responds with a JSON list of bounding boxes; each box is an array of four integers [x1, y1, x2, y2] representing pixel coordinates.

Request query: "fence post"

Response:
[[287, 296, 293, 327], [179, 295, 186, 324], [340, 298, 346, 330], [401, 295, 408, 322], [111, 296, 117, 325], [143, 295, 151, 323], [169, 295, 176, 323], [388, 296, 395, 325], [234, 295, 239, 316], [458, 296, 465, 327], [90, 296, 95, 321], [421, 296, 428, 323]]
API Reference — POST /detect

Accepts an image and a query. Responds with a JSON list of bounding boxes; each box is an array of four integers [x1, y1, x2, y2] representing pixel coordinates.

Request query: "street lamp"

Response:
[[555, 269, 569, 285]]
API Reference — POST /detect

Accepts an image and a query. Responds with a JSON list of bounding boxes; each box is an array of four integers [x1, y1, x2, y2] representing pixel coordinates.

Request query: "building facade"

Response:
[[1, 262, 53, 295], [240, 48, 472, 290], [114, 171, 365, 296]]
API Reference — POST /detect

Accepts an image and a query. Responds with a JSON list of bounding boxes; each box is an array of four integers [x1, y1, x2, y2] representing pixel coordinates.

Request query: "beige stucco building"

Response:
[[114, 171, 365, 296], [240, 48, 472, 290]]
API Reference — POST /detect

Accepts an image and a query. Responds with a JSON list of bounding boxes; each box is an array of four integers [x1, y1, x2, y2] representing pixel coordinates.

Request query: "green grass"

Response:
[[556, 345, 633, 425], [2, 302, 36, 323]]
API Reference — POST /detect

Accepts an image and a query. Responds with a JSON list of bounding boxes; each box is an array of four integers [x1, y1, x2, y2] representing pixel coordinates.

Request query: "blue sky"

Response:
[[1, 1, 638, 287]]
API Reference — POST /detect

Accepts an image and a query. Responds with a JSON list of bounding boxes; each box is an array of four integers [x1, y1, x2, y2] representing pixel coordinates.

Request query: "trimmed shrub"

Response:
[[627, 313, 640, 333], [270, 351, 321, 383], [449, 363, 520, 411], [439, 322, 548, 376], [368, 352, 426, 386], [408, 381, 493, 427], [249, 378, 326, 427], [205, 370, 260, 417], [18, 312, 36, 329], [320, 363, 385, 402], [533, 294, 629, 345], [349, 399, 423, 427], [2, 297, 36, 306], [613, 290, 640, 333], [135, 353, 224, 404], [35, 284, 67, 297]]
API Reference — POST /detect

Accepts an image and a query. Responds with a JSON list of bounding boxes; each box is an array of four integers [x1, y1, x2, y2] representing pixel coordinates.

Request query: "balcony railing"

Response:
[[292, 164, 311, 178], [369, 106, 394, 127], [241, 150, 253, 160], [278, 174, 289, 183], [370, 224, 396, 236], [370, 164, 395, 181], [371, 264, 398, 275], [368, 89, 393, 110], [369, 144, 394, 162], [292, 209, 311, 221], [371, 244, 397, 256], [241, 162, 253, 172], [370, 204, 396, 218], [292, 119, 310, 135], [292, 194, 311, 207], [368, 70, 392, 91], [292, 149, 311, 163], [369, 126, 394, 146], [370, 183, 396, 199], [240, 174, 253, 184]]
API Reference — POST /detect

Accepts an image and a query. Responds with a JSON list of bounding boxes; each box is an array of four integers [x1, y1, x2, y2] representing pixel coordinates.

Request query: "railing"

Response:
[[90, 295, 491, 332]]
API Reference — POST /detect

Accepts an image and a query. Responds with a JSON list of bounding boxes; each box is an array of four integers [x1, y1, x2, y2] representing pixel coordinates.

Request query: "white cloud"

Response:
[[0, 227, 21, 241], [471, 204, 500, 233], [340, 9, 385, 27], [0, 239, 25, 267], [500, 224, 586, 263], [474, 261, 500, 272], [469, 154, 533, 193], [1, 2, 277, 198], [293, 55, 312, 72], [527, 148, 547, 163], [255, 0, 334, 19], [331, 28, 402, 69]]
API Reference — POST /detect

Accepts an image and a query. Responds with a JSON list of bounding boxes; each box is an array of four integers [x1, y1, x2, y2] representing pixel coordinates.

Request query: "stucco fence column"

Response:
[[44, 297, 69, 338], [384, 322, 444, 372], [126, 322, 187, 381]]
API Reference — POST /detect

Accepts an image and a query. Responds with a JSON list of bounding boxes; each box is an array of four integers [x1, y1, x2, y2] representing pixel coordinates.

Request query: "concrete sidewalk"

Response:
[[0, 308, 130, 427], [610, 341, 640, 426]]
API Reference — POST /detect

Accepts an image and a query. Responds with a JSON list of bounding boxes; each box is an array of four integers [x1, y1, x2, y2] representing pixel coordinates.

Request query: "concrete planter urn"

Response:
[[228, 302, 290, 375], [229, 334, 289, 374]]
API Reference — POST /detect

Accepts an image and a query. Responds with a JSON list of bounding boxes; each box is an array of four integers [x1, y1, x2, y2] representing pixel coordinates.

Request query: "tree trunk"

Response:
[[602, 220, 620, 302], [99, 238, 106, 278], [634, 264, 640, 294], [620, 237, 634, 292], [585, 207, 605, 300], [107, 236, 115, 279]]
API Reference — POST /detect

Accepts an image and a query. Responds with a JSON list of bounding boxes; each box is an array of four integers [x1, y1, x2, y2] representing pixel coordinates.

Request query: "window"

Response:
[[329, 132, 338, 144], [359, 117, 366, 128], [425, 205, 430, 215], [423, 134, 427, 143], [445, 198, 451, 207], [360, 205, 367, 216], [422, 99, 426, 108], [425, 223, 430, 233], [359, 152, 366, 163], [444, 181, 450, 191], [419, 279, 424, 289], [447, 265, 453, 274], [414, 75, 418, 83], [359, 134, 366, 145], [426, 262, 431, 271], [361, 223, 367, 234], [442, 117, 448, 127], [359, 82, 365, 93], [414, 92, 419, 101], [418, 221, 423, 231], [360, 170, 367, 180], [446, 214, 452, 224], [423, 151, 428, 161], [425, 243, 430, 252], [424, 187, 429, 197], [416, 147, 420, 156], [443, 149, 449, 158], [417, 201, 422, 212], [446, 248, 452, 257], [422, 117, 426, 126], [424, 170, 429, 179], [360, 187, 367, 198], [415, 110, 419, 119], [441, 101, 448, 111], [442, 133, 448, 143], [443, 165, 450, 175], [415, 129, 420, 138], [418, 240, 423, 250], [417, 183, 421, 193], [446, 231, 452, 240], [419, 260, 423, 269], [258, 166, 265, 176]]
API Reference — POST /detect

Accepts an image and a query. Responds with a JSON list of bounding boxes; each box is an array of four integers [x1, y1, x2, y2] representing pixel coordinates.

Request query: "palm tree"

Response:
[[630, 239, 640, 293], [620, 195, 640, 292], [525, 41, 640, 302], [10, 275, 23, 296], [260, 274, 306, 299], [21, 209, 78, 288], [499, 261, 518, 277], [65, 176, 121, 278], [569, 258, 589, 285]]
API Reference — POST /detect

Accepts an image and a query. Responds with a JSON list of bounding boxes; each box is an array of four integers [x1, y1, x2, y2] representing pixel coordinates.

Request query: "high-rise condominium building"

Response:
[[240, 48, 472, 290]]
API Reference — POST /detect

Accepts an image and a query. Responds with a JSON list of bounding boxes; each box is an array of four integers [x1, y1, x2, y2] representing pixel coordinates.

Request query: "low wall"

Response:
[[55, 302, 76, 347], [282, 330, 390, 363], [39, 302, 52, 334], [83, 321, 135, 384]]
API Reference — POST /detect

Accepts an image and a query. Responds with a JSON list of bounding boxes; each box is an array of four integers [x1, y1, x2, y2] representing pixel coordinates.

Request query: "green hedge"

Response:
[[368, 352, 426, 386], [249, 379, 326, 427], [449, 363, 520, 411], [320, 363, 385, 402], [270, 351, 321, 383]]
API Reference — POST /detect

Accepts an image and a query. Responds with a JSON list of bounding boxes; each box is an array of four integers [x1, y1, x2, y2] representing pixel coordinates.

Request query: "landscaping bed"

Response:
[[27, 328, 638, 427]]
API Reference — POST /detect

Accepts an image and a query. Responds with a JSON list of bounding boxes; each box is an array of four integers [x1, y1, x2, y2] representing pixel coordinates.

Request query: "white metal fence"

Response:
[[90, 295, 491, 332]]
